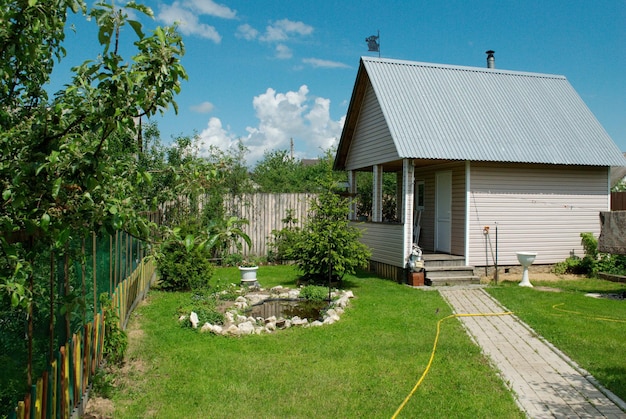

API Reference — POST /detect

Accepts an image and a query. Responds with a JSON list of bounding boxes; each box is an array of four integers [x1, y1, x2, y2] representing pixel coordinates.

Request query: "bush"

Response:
[[155, 241, 215, 291], [299, 285, 329, 302], [289, 167, 371, 284], [553, 232, 626, 277], [266, 209, 301, 263]]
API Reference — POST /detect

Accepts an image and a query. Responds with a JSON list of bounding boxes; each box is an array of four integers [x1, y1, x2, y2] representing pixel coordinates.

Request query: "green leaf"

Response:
[[2, 189, 11, 200], [184, 234, 194, 252], [41, 212, 50, 231], [154, 26, 166, 44], [55, 228, 71, 248], [36, 163, 48, 176], [128, 20, 145, 39], [52, 178, 62, 199], [28, 0, 37, 6]]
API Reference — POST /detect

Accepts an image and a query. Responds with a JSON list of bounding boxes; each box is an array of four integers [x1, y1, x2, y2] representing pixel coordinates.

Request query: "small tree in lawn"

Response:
[[290, 167, 371, 284]]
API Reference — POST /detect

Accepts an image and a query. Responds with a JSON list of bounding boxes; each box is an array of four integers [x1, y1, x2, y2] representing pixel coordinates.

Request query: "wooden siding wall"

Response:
[[352, 221, 405, 267], [414, 162, 466, 255], [345, 83, 399, 171], [468, 163, 609, 266], [225, 193, 316, 257]]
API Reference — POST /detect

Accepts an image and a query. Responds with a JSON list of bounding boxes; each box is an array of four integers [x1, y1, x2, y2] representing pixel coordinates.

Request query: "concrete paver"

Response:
[[438, 287, 626, 418]]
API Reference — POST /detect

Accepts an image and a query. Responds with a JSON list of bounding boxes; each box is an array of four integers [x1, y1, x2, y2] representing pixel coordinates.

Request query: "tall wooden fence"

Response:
[[9, 253, 156, 419], [611, 192, 626, 211], [225, 193, 317, 257]]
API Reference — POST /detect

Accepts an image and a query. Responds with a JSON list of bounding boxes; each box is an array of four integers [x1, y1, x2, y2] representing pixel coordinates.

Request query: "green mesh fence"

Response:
[[0, 230, 148, 417]]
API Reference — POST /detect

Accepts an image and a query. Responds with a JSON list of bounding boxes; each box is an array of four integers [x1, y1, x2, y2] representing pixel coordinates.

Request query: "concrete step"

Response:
[[422, 254, 466, 268], [428, 276, 481, 286], [416, 253, 479, 286], [425, 265, 476, 278]]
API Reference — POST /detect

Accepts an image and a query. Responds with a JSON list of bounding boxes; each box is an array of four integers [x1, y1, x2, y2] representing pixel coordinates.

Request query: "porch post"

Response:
[[396, 171, 403, 222], [372, 165, 383, 222], [348, 170, 357, 220], [403, 159, 415, 259]]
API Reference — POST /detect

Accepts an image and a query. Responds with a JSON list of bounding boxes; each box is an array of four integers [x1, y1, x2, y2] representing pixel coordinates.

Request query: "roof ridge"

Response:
[[361, 56, 566, 80]]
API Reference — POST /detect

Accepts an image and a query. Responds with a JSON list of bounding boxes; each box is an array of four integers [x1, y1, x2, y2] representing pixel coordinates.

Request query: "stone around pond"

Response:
[[195, 286, 355, 336]]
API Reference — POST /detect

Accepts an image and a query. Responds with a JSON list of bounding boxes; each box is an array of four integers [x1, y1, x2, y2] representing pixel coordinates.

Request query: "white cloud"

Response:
[[260, 19, 314, 42], [197, 117, 238, 156], [198, 86, 343, 166], [302, 58, 350, 69], [185, 0, 237, 19], [236, 24, 258, 40], [245, 85, 342, 164], [158, 3, 221, 42], [275, 44, 292, 59], [157, 0, 235, 43], [190, 101, 215, 113]]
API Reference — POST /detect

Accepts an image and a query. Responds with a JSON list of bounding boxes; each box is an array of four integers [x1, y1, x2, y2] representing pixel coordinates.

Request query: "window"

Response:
[[415, 180, 425, 210]]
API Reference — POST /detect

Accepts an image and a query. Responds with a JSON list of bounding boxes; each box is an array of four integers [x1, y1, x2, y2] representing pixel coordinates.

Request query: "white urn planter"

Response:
[[239, 266, 259, 285], [516, 252, 537, 287]]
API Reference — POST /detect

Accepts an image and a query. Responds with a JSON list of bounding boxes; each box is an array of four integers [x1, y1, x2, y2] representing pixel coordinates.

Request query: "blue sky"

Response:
[[50, 0, 626, 166]]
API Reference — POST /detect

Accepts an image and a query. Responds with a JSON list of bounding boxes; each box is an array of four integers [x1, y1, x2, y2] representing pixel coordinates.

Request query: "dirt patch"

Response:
[[84, 298, 149, 418], [480, 272, 584, 284], [83, 396, 114, 419]]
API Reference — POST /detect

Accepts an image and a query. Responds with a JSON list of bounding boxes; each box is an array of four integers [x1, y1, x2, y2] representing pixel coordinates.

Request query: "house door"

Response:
[[435, 171, 452, 253]]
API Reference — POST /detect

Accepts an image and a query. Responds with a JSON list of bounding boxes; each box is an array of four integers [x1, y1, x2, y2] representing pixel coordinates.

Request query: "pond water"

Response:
[[247, 299, 329, 321]]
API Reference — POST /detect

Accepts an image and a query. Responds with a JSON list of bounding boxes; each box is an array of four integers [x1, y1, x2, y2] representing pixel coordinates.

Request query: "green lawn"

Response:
[[487, 278, 626, 401], [110, 266, 523, 418]]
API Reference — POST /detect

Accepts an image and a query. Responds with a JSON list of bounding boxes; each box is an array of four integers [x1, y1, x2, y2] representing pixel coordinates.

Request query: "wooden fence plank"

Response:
[[611, 192, 626, 210], [224, 193, 316, 257]]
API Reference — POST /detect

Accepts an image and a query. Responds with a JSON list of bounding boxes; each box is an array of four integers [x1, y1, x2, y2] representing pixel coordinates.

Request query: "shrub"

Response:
[[289, 167, 371, 284], [266, 209, 301, 263], [299, 285, 329, 302], [554, 232, 626, 277], [155, 241, 215, 291], [553, 256, 583, 275]]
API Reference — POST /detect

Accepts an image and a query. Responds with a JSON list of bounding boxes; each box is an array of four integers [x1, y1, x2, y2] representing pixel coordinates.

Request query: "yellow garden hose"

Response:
[[552, 303, 626, 323], [391, 311, 513, 419]]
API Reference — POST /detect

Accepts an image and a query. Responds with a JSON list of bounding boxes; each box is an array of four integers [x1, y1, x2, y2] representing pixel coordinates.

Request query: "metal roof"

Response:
[[338, 56, 626, 167]]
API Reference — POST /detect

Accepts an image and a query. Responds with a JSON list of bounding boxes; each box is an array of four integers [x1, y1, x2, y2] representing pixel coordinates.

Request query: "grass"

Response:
[[487, 278, 626, 401], [108, 266, 523, 418]]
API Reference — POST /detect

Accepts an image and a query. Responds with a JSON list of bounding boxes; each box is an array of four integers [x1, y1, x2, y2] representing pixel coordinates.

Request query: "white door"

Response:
[[436, 171, 452, 253]]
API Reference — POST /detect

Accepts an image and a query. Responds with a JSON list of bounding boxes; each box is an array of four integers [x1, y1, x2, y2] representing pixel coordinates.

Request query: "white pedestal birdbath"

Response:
[[516, 252, 537, 287]]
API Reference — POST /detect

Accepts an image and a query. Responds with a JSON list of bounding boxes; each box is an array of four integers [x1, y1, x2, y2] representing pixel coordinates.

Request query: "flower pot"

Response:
[[239, 266, 258, 285]]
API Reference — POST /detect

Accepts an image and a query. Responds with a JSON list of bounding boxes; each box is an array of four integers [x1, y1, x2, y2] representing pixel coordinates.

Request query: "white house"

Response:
[[334, 55, 626, 283]]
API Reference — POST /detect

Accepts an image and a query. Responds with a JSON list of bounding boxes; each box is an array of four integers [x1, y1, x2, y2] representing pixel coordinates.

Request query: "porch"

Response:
[[366, 252, 479, 286]]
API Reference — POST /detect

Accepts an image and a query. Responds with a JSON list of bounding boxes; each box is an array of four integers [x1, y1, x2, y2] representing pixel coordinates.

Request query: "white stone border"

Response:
[[180, 286, 355, 336]]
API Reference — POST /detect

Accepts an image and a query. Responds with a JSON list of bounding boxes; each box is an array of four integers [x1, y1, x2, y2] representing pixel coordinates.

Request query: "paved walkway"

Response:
[[438, 287, 626, 418]]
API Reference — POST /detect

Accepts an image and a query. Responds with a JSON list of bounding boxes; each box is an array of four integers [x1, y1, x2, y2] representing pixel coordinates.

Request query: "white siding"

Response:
[[468, 163, 609, 266], [345, 83, 399, 171], [353, 222, 405, 267]]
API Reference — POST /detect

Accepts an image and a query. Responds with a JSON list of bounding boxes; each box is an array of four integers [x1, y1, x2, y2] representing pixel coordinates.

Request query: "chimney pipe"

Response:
[[486, 50, 495, 69]]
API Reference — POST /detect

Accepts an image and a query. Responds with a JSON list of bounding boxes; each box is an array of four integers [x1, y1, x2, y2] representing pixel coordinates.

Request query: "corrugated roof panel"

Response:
[[361, 56, 626, 166]]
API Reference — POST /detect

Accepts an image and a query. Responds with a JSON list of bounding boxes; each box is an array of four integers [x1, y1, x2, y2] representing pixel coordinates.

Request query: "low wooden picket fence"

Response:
[[10, 258, 156, 419]]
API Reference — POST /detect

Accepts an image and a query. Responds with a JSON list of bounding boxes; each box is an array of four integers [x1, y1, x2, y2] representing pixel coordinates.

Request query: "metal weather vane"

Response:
[[365, 30, 380, 57]]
